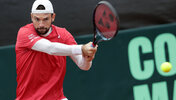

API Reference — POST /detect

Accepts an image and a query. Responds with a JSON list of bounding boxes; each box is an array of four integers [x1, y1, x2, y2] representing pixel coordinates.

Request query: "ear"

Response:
[[52, 13, 56, 22], [31, 13, 34, 22]]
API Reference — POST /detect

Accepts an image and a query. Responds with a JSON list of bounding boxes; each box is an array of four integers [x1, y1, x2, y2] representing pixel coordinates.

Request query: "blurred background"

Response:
[[0, 0, 176, 46], [1, 0, 176, 100]]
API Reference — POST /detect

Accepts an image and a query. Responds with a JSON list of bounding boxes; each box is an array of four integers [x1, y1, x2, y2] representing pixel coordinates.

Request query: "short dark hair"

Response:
[[36, 5, 45, 10], [35, 4, 54, 16]]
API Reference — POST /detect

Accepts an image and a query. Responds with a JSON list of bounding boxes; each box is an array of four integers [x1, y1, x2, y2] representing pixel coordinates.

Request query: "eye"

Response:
[[35, 17, 40, 21], [44, 18, 49, 21]]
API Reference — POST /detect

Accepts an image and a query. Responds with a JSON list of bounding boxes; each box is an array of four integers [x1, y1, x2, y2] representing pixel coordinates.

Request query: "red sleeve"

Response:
[[16, 27, 42, 49]]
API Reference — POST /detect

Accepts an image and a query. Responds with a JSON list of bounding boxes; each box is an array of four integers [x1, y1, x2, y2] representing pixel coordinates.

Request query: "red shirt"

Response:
[[15, 23, 77, 100]]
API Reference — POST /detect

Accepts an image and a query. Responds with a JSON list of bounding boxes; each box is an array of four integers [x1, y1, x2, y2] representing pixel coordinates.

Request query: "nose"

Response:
[[38, 21, 45, 28]]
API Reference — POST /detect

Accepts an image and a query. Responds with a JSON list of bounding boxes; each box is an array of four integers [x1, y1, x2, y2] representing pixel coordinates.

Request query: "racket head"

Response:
[[93, 1, 120, 45]]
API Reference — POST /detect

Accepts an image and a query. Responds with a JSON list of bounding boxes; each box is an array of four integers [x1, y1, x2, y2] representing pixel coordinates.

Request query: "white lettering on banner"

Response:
[[128, 33, 176, 80], [128, 33, 176, 100], [133, 81, 176, 100]]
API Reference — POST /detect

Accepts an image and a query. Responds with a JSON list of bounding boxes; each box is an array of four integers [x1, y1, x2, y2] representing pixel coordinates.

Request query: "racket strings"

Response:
[[94, 4, 118, 39]]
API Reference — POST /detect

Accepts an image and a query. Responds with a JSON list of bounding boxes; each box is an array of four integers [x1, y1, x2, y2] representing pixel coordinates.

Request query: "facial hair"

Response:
[[35, 27, 50, 35], [34, 21, 53, 35]]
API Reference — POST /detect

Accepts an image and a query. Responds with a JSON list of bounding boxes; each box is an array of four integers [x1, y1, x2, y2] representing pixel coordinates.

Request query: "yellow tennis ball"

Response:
[[160, 62, 172, 72]]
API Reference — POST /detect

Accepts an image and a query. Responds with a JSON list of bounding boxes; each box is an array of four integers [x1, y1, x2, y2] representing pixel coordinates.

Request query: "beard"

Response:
[[35, 27, 50, 35]]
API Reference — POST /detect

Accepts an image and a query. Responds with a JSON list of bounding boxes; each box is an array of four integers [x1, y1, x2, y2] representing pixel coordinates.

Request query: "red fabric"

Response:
[[15, 23, 77, 100]]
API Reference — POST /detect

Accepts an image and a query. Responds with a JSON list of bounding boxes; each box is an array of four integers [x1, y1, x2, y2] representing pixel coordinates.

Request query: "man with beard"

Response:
[[15, 0, 98, 100]]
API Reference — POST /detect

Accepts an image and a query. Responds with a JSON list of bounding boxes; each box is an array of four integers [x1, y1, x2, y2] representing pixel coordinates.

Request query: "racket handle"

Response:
[[91, 43, 96, 47]]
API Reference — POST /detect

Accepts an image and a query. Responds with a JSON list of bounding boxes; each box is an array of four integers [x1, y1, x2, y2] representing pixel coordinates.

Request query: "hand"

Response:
[[82, 42, 98, 62]]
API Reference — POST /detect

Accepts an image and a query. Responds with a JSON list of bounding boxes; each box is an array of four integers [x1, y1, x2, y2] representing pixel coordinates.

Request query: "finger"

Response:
[[84, 56, 92, 62], [85, 55, 95, 62], [89, 49, 97, 55]]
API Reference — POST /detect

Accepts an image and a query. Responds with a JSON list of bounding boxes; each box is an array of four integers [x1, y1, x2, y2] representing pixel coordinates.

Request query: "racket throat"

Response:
[[93, 34, 103, 45]]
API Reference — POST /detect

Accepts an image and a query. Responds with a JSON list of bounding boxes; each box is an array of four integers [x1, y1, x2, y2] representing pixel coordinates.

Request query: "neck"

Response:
[[41, 27, 52, 37]]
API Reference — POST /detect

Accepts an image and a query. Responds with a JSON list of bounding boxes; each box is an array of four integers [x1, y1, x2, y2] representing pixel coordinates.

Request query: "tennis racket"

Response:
[[92, 1, 120, 47]]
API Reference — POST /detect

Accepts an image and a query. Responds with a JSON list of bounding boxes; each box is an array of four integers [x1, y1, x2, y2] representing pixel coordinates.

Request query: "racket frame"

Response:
[[92, 1, 120, 46]]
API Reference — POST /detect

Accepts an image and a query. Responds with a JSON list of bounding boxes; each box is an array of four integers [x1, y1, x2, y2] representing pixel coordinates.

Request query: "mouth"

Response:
[[37, 28, 47, 33], [38, 28, 47, 31], [36, 27, 49, 35]]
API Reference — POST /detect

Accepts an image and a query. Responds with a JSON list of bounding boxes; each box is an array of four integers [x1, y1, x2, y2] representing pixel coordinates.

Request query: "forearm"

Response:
[[70, 55, 92, 71], [32, 39, 82, 56]]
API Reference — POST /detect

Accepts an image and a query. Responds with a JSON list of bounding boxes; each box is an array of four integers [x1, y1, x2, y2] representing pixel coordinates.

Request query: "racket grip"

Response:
[[91, 43, 96, 47]]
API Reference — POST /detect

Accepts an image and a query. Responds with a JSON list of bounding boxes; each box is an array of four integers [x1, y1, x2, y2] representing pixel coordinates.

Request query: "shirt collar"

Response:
[[41, 27, 52, 37]]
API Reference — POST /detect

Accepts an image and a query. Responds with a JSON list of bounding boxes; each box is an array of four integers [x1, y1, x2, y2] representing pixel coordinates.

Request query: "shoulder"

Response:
[[17, 23, 39, 41], [18, 23, 35, 33], [52, 25, 69, 33], [52, 25, 77, 45], [18, 23, 38, 37], [52, 25, 74, 38]]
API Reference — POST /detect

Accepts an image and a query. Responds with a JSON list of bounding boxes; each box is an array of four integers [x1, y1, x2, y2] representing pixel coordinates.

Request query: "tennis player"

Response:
[[15, 0, 98, 100]]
